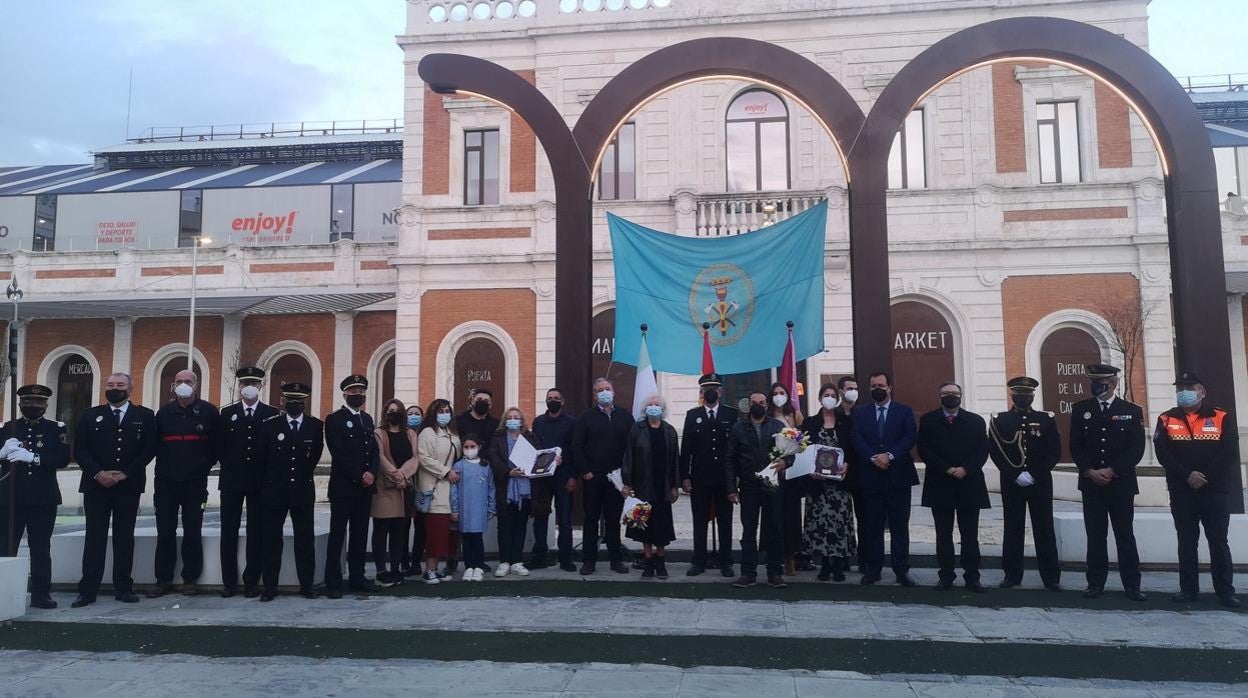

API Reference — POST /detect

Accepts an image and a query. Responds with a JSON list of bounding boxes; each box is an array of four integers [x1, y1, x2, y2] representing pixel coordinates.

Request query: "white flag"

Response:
[[632, 332, 659, 419]]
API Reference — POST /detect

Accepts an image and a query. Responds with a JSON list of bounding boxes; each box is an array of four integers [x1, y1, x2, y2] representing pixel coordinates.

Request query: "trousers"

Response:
[[1170, 487, 1235, 597], [930, 505, 981, 583], [1081, 488, 1141, 589], [862, 486, 912, 577], [581, 475, 623, 565], [1001, 493, 1060, 586], [219, 490, 262, 589], [154, 478, 208, 584], [0, 505, 56, 594], [738, 486, 784, 578], [262, 501, 316, 592], [690, 484, 733, 568], [78, 489, 141, 598], [325, 495, 372, 589]]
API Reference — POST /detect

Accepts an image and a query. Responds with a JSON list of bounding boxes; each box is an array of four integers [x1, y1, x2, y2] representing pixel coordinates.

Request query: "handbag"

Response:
[[415, 439, 454, 514]]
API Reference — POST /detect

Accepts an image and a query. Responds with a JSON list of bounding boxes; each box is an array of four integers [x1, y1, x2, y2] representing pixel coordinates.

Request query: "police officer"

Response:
[[989, 377, 1062, 592], [260, 382, 324, 601], [218, 366, 278, 598], [324, 374, 379, 598], [1153, 371, 1241, 608], [1069, 364, 1146, 601], [72, 372, 157, 608], [0, 385, 70, 609], [149, 369, 221, 598], [679, 373, 738, 577]]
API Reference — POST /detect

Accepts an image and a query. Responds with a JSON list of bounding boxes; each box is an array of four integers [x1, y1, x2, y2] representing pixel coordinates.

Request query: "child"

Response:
[[450, 437, 496, 581]]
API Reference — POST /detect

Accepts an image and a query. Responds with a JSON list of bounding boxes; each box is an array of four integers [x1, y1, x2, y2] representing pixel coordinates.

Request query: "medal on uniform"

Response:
[[696, 417, 703, 424], [36, 441, 43, 448], [346, 420, 353, 428], [96, 415, 104, 422], [232, 414, 238, 422], [278, 433, 286, 441], [1083, 412, 1091, 420]]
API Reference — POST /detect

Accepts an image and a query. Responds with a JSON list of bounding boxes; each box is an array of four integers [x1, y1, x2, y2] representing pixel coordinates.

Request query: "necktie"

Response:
[[946, 414, 955, 425], [113, 408, 122, 424], [246, 407, 253, 418], [1100, 401, 1109, 414], [290, 419, 298, 432], [876, 406, 886, 440], [708, 409, 715, 421]]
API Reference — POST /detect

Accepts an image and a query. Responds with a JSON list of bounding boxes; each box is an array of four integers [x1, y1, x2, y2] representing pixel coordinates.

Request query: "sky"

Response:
[[0, 0, 1241, 165]]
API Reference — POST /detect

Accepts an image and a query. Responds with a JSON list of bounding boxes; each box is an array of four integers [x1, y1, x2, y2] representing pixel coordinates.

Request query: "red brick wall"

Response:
[[352, 310, 396, 379], [132, 316, 224, 406], [1003, 206, 1128, 223], [423, 85, 452, 196], [23, 319, 115, 402], [242, 313, 336, 414], [510, 69, 537, 193], [992, 63, 1027, 174], [1094, 81, 1134, 169], [427, 227, 530, 241], [35, 269, 115, 280]]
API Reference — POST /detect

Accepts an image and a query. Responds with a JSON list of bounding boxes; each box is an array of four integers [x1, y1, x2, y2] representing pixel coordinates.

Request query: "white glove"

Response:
[[0, 438, 21, 460], [1015, 472, 1035, 487], [7, 448, 35, 464]]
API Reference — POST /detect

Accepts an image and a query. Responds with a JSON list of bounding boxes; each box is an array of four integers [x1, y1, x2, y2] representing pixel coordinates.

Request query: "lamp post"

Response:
[[187, 235, 211, 370], [4, 277, 21, 555]]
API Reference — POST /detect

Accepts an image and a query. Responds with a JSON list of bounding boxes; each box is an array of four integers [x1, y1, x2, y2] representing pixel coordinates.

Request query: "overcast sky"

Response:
[[0, 0, 1241, 165]]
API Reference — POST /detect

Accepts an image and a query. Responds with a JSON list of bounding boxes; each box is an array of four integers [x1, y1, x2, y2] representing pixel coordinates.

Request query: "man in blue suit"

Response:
[[851, 371, 919, 586]]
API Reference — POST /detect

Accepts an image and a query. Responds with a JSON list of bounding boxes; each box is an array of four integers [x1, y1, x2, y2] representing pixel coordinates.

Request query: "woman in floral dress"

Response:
[[800, 383, 857, 581]]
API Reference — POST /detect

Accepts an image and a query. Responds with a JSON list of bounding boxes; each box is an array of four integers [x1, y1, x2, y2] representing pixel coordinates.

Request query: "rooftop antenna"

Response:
[[124, 67, 133, 139]]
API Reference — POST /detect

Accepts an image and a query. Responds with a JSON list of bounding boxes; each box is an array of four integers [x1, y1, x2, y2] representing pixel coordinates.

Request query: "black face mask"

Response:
[[473, 399, 490, 416], [748, 404, 767, 419], [703, 389, 719, 405], [20, 405, 45, 421], [345, 394, 366, 409], [285, 400, 305, 417], [870, 387, 889, 403], [1012, 394, 1034, 409], [105, 389, 129, 405], [386, 412, 403, 426], [546, 399, 563, 413], [940, 395, 961, 411]]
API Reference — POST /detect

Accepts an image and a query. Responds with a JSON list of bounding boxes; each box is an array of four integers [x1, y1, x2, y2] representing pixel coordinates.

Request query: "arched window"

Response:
[[55, 353, 93, 452], [453, 337, 505, 419], [157, 358, 204, 405], [1039, 327, 1103, 461], [890, 301, 956, 417], [267, 354, 314, 407], [725, 89, 790, 192]]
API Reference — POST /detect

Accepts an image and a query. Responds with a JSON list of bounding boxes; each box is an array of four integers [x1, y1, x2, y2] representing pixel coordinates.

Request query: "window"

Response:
[[725, 89, 790, 192], [464, 129, 500, 206], [598, 122, 636, 200], [888, 109, 926, 189], [1214, 147, 1241, 199], [1037, 101, 1081, 183], [33, 195, 56, 251], [178, 190, 202, 248], [331, 183, 355, 239]]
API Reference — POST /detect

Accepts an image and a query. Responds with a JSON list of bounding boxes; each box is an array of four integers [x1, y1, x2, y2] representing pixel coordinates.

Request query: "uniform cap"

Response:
[[281, 382, 311, 398], [235, 366, 265, 380], [17, 384, 52, 399], [1085, 363, 1121, 379], [339, 374, 368, 391], [1006, 376, 1039, 394], [1174, 370, 1202, 386], [698, 373, 723, 388]]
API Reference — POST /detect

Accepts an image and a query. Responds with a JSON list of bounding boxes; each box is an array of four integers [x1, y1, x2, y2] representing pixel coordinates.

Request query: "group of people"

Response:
[[0, 362, 1240, 609]]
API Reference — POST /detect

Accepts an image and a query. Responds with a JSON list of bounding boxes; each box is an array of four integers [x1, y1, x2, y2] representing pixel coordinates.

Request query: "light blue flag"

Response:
[[609, 202, 827, 375]]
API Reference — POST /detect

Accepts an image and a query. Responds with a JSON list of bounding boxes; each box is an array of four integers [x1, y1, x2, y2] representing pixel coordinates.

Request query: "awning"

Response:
[[14, 289, 394, 320]]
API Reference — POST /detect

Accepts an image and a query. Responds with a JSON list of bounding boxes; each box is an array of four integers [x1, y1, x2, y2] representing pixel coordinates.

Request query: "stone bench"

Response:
[[1053, 511, 1248, 564], [0, 557, 29, 620]]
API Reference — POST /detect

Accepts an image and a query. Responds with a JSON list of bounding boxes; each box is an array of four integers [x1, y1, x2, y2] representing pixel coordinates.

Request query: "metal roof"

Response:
[[1208, 122, 1248, 148], [14, 289, 395, 320]]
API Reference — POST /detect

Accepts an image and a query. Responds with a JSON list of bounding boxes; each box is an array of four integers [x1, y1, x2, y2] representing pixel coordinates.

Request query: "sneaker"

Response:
[[511, 563, 530, 577], [495, 562, 511, 578], [462, 569, 475, 582], [422, 571, 440, 585], [473, 568, 485, 582], [732, 575, 757, 588]]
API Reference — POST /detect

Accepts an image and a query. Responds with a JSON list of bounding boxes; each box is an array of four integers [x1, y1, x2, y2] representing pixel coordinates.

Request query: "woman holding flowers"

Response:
[[620, 394, 680, 579], [800, 383, 857, 582]]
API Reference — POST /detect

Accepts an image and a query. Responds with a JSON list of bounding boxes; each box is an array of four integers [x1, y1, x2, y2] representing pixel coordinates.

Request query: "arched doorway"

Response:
[[592, 308, 637, 412], [890, 301, 956, 417], [267, 354, 314, 408], [55, 354, 93, 452], [453, 337, 505, 418], [1040, 327, 1103, 462], [156, 358, 203, 407]]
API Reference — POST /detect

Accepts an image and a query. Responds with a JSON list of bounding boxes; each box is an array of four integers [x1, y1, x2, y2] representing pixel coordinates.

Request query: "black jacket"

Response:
[[725, 416, 789, 492], [260, 414, 325, 507], [75, 403, 158, 495], [325, 406, 379, 500], [456, 411, 499, 451], [989, 408, 1060, 498], [1069, 396, 1145, 496], [679, 404, 738, 486], [622, 419, 680, 503], [799, 413, 856, 493], [218, 401, 280, 493], [571, 405, 634, 476], [154, 398, 221, 482], [0, 417, 71, 507], [1153, 405, 1239, 495], [917, 409, 990, 510], [532, 411, 576, 481]]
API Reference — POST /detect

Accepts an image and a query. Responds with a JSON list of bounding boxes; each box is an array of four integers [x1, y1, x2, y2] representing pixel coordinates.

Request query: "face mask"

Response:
[[407, 415, 422, 429], [105, 389, 129, 405], [870, 387, 889, 403], [771, 394, 788, 408], [703, 389, 719, 405], [285, 400, 305, 417], [436, 412, 452, 427], [472, 399, 490, 416], [596, 390, 614, 405], [820, 396, 839, 411], [240, 385, 261, 401], [505, 418, 522, 431], [940, 395, 961, 411], [464, 448, 479, 460], [748, 404, 767, 419], [644, 405, 663, 419], [842, 389, 859, 404], [1012, 394, 1034, 409], [173, 383, 195, 399], [345, 394, 366, 409], [386, 412, 403, 426], [20, 405, 45, 420], [546, 399, 563, 413], [1176, 389, 1199, 408], [1090, 381, 1110, 398]]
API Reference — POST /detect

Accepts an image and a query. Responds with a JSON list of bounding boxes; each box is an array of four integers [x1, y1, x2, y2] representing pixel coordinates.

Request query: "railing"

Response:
[[1179, 74, 1248, 93], [691, 190, 824, 236], [128, 119, 404, 144]]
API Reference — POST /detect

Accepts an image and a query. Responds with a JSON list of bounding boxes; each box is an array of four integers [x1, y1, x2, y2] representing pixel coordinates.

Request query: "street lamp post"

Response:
[[187, 235, 211, 370], [4, 277, 22, 556]]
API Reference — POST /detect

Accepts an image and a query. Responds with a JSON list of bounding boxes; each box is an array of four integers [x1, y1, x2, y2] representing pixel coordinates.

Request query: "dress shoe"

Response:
[[1044, 583, 1064, 593], [244, 585, 260, 599], [1171, 591, 1198, 603], [114, 592, 140, 603], [817, 560, 833, 582], [1083, 586, 1104, 599], [326, 588, 344, 599], [560, 561, 578, 572], [611, 561, 630, 574], [731, 575, 756, 588], [220, 587, 238, 599], [720, 565, 735, 578], [860, 572, 882, 585], [348, 579, 379, 593], [640, 559, 656, 579], [30, 594, 57, 610], [655, 559, 669, 580], [795, 560, 817, 572], [767, 576, 788, 589], [260, 593, 276, 603], [998, 578, 1021, 589], [1218, 595, 1242, 609], [686, 565, 706, 577], [935, 579, 953, 591], [182, 583, 200, 596], [70, 595, 95, 609], [302, 588, 319, 600], [1124, 588, 1147, 602], [896, 573, 918, 588], [832, 571, 846, 583], [966, 581, 988, 594], [147, 583, 175, 599], [579, 563, 596, 576]]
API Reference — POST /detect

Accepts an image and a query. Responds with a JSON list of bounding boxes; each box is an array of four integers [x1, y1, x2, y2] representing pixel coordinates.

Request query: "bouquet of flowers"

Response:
[[760, 427, 810, 490], [621, 497, 653, 530]]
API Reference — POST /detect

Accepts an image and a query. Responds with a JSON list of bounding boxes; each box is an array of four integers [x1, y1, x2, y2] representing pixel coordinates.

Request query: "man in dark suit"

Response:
[[72, 372, 157, 608], [218, 366, 278, 598], [850, 371, 918, 586], [680, 373, 739, 578], [571, 377, 634, 575], [324, 374, 379, 598], [917, 382, 989, 592], [259, 382, 324, 601], [726, 391, 792, 589], [1069, 363, 1146, 601], [0, 384, 71, 609], [531, 387, 578, 571], [989, 376, 1062, 592]]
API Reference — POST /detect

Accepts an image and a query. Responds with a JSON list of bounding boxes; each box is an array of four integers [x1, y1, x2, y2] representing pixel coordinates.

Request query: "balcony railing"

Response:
[[692, 190, 825, 237]]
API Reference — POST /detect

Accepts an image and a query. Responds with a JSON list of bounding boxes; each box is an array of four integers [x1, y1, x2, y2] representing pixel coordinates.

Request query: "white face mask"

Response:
[[842, 389, 859, 404], [771, 394, 788, 408], [464, 448, 479, 460], [240, 385, 261, 401], [820, 395, 840, 411], [174, 383, 195, 399]]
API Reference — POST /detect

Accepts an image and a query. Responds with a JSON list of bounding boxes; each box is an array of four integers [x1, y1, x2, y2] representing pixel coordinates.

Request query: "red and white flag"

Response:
[[701, 324, 716, 376], [777, 323, 800, 414]]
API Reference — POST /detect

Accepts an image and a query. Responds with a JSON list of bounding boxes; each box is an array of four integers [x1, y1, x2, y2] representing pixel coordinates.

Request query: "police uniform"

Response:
[[0, 385, 70, 608], [678, 373, 738, 576], [74, 395, 158, 606], [989, 377, 1062, 590], [1153, 371, 1240, 607], [1068, 363, 1146, 599], [218, 367, 279, 597], [260, 383, 324, 600], [151, 392, 221, 592], [323, 374, 379, 596]]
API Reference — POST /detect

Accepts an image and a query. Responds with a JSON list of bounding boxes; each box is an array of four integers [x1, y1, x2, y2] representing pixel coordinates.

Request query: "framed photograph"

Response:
[[815, 446, 846, 480]]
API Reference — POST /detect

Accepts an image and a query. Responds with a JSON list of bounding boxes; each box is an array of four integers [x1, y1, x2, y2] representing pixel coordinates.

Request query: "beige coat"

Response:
[[417, 426, 461, 514], [371, 427, 420, 519]]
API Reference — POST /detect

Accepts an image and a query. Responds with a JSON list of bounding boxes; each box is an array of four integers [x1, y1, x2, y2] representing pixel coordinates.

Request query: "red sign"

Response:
[[96, 220, 137, 245], [231, 210, 299, 244]]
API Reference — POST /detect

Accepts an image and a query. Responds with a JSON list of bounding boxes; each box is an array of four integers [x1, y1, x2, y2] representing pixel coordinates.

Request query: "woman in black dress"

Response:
[[800, 383, 857, 581], [621, 394, 680, 579], [769, 381, 806, 575]]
